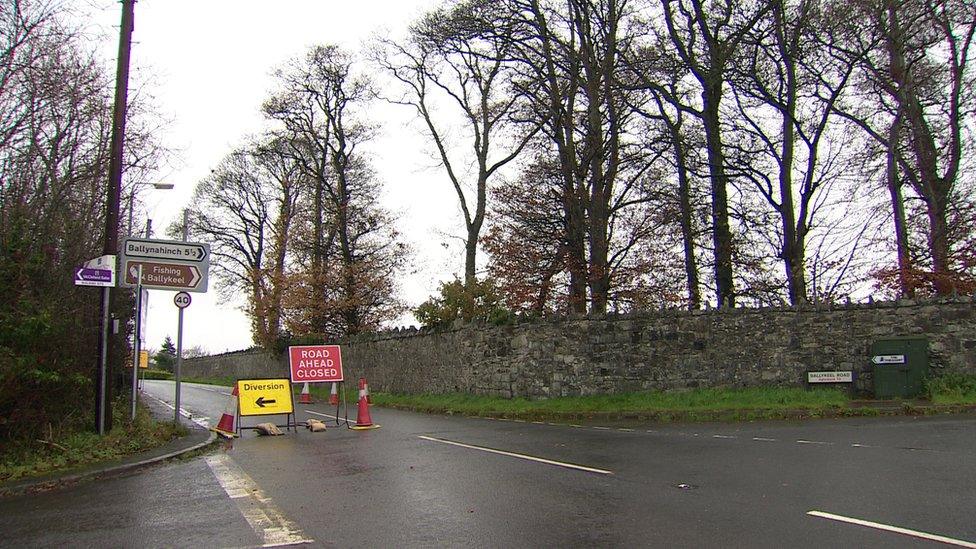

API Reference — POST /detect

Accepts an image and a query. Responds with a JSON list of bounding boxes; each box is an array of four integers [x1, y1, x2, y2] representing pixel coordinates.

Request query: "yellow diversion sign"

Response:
[[237, 378, 294, 417]]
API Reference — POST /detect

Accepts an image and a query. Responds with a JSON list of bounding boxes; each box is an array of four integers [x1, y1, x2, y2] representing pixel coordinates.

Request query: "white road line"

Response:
[[712, 434, 736, 439], [418, 435, 613, 476], [205, 454, 313, 547], [808, 511, 976, 548], [753, 437, 777, 442], [797, 440, 833, 445], [592, 426, 611, 430], [618, 428, 635, 432], [304, 410, 348, 422], [144, 394, 210, 429]]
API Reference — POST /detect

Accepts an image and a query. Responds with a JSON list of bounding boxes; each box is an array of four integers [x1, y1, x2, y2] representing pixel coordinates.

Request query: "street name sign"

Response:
[[74, 254, 116, 287], [288, 345, 344, 383], [807, 371, 853, 383], [871, 354, 906, 365], [120, 237, 210, 292], [237, 378, 294, 416]]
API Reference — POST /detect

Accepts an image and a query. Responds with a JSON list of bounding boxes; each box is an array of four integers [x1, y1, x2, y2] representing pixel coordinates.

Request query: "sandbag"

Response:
[[254, 422, 283, 436], [306, 419, 327, 432]]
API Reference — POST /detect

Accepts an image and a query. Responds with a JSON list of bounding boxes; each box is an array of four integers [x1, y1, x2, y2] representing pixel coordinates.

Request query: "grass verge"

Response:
[[0, 398, 188, 484], [926, 373, 976, 405], [365, 387, 850, 419]]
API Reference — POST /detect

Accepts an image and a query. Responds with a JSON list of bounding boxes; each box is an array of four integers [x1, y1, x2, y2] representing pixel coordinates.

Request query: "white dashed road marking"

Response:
[[206, 454, 313, 547], [418, 435, 613, 475], [808, 510, 976, 548]]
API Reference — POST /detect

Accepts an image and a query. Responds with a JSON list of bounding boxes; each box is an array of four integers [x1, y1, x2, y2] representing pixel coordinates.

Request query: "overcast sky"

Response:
[[84, 0, 465, 353]]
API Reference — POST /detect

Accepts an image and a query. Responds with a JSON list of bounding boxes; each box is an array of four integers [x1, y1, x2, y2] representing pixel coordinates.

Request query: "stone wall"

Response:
[[186, 298, 976, 397]]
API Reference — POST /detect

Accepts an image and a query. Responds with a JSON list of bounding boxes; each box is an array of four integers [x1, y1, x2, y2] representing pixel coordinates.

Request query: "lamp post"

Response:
[[126, 182, 174, 421]]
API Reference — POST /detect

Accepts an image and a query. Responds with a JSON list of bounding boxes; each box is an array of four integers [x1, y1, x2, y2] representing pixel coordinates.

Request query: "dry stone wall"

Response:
[[186, 298, 976, 397]]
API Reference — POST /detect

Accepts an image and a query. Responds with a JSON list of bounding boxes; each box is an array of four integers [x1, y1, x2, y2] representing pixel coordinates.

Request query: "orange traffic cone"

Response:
[[213, 384, 239, 438], [351, 377, 380, 430], [329, 382, 339, 406], [299, 382, 314, 404]]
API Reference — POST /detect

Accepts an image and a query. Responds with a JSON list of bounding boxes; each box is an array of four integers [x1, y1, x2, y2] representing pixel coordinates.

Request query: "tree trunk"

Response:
[[673, 125, 701, 310], [701, 78, 735, 307]]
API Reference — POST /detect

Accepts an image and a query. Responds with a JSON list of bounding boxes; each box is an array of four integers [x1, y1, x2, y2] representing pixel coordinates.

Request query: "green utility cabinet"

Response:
[[870, 337, 929, 399]]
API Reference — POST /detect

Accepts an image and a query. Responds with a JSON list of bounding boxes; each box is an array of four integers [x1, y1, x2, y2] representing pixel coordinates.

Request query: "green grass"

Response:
[[366, 386, 849, 417], [180, 375, 236, 387], [0, 398, 188, 484], [926, 374, 976, 405]]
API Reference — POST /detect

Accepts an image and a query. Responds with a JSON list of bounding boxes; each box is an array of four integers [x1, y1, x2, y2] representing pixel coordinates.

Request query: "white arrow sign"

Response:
[[123, 237, 209, 263], [871, 354, 906, 365]]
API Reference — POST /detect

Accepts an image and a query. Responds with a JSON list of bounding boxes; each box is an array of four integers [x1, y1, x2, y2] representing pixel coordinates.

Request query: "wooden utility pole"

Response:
[[97, 0, 136, 434]]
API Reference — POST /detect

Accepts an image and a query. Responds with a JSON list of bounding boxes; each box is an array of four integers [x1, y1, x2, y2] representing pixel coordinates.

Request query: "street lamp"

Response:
[[128, 182, 175, 236]]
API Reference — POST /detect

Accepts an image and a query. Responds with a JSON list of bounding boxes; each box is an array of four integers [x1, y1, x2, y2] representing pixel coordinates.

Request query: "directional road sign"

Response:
[[871, 354, 906, 365], [123, 261, 204, 291], [237, 378, 294, 417], [120, 237, 210, 292], [75, 267, 115, 287], [74, 254, 116, 287], [123, 238, 208, 263]]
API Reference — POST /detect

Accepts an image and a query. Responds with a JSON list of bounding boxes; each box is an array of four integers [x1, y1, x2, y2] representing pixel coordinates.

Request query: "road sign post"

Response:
[[173, 291, 191, 424], [73, 254, 117, 435], [130, 264, 143, 421]]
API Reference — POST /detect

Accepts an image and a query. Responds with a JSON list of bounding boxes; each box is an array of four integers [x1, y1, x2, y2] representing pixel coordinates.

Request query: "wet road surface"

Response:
[[2, 380, 974, 548]]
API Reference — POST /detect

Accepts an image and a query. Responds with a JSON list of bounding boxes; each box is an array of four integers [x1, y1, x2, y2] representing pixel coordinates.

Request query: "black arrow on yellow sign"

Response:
[[255, 397, 277, 408]]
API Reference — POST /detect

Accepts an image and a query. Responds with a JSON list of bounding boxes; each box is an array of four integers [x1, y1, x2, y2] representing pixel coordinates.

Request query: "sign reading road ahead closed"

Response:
[[288, 345, 344, 383], [237, 378, 294, 417]]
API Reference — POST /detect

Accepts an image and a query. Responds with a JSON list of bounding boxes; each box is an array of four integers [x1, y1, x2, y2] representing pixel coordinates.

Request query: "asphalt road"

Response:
[[2, 380, 974, 548]]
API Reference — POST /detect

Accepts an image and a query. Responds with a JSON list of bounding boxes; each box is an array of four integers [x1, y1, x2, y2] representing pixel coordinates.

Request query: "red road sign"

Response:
[[124, 260, 202, 291], [288, 345, 344, 383]]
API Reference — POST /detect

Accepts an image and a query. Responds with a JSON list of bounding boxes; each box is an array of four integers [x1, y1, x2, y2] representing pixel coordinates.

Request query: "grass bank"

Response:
[[183, 374, 976, 421], [0, 398, 187, 484], [367, 387, 852, 421]]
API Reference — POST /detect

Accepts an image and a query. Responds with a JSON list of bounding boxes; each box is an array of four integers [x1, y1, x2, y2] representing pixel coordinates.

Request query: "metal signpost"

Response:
[[173, 291, 191, 423], [130, 264, 143, 421], [73, 254, 117, 434], [120, 236, 210, 422]]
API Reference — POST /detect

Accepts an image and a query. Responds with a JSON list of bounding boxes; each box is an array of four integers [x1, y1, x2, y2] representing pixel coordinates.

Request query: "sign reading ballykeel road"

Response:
[[237, 378, 294, 416], [120, 237, 210, 292], [288, 345, 344, 383]]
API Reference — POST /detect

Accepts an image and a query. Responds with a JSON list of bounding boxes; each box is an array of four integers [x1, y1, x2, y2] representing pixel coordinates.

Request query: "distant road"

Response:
[[2, 381, 974, 547]]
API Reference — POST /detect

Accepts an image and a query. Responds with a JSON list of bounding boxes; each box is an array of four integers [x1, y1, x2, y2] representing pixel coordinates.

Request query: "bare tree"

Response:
[[375, 0, 537, 288]]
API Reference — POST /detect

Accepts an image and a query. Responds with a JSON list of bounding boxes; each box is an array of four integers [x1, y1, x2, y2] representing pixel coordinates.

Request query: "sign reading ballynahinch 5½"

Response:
[[120, 237, 210, 292], [288, 345, 344, 383]]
